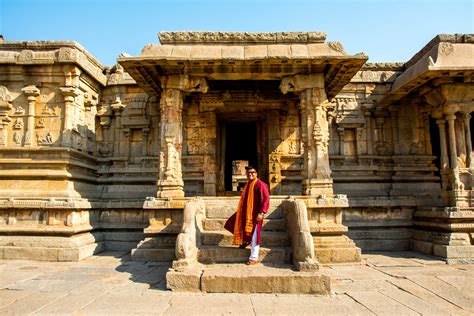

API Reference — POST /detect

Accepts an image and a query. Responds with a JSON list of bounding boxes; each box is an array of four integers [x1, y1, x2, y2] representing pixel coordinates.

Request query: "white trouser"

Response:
[[249, 226, 260, 261]]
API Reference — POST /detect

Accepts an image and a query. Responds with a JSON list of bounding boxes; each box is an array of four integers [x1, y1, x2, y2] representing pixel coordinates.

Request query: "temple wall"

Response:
[[0, 62, 102, 201], [96, 70, 159, 201], [0, 35, 472, 262], [330, 64, 441, 250]]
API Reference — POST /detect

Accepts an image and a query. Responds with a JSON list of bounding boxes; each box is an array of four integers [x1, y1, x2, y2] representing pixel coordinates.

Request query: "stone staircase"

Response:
[[198, 199, 292, 264], [166, 197, 331, 294]]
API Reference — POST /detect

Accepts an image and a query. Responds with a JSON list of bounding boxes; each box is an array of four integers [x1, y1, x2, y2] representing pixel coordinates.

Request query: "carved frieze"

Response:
[[36, 131, 54, 145], [158, 31, 327, 45]]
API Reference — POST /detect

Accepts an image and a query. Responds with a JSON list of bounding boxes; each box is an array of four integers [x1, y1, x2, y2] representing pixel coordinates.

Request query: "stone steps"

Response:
[[198, 245, 291, 264], [166, 263, 330, 294], [202, 218, 286, 231], [131, 248, 175, 262], [205, 202, 284, 219], [201, 230, 290, 247]]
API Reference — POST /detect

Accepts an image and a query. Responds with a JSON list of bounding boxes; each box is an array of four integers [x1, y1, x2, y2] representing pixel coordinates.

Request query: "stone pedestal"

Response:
[[0, 201, 103, 261], [412, 207, 474, 264], [304, 196, 361, 264]]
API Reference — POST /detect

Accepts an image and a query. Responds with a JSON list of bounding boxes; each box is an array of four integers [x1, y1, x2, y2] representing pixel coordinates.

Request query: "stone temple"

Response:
[[0, 32, 473, 293]]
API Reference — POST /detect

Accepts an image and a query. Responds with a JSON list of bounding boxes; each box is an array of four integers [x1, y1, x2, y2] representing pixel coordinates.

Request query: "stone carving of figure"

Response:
[[14, 105, 24, 114], [36, 118, 45, 128], [13, 132, 20, 144], [13, 118, 23, 129], [46, 132, 53, 144]]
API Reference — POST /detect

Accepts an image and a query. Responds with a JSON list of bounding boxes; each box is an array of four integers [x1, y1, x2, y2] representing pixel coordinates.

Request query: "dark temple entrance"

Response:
[[224, 122, 258, 191]]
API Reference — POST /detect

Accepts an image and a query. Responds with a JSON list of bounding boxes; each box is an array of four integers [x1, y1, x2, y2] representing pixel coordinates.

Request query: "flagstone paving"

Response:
[[0, 251, 473, 315]]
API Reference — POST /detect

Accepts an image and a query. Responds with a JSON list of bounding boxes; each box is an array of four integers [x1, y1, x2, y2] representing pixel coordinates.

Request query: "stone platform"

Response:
[[166, 263, 330, 294], [1, 251, 473, 315]]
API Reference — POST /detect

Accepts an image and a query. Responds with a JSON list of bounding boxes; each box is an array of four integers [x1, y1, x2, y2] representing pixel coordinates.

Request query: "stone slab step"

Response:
[[201, 230, 290, 247], [131, 248, 175, 262], [166, 263, 330, 294], [205, 202, 284, 219], [198, 245, 291, 264], [203, 218, 286, 231]]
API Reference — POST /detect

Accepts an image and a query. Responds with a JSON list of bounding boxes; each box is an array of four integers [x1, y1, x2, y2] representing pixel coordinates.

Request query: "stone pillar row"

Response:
[[435, 110, 473, 195]]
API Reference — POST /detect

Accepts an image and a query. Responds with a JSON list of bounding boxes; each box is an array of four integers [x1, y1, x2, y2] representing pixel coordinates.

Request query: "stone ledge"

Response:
[[0, 197, 93, 209], [166, 263, 331, 294], [0, 40, 106, 85], [0, 232, 104, 261]]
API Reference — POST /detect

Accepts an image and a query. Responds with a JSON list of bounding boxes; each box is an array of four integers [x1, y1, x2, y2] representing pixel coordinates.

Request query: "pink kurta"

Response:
[[224, 179, 270, 245]]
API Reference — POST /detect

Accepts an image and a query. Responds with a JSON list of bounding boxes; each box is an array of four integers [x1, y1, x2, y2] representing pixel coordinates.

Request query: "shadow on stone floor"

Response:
[[362, 250, 446, 263], [90, 251, 172, 291]]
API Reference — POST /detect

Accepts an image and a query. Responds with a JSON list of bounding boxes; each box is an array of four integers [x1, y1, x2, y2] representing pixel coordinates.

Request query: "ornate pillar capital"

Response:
[[279, 74, 324, 94], [59, 86, 79, 103], [110, 97, 125, 114], [446, 113, 457, 122], [22, 85, 40, 99], [160, 75, 208, 93]]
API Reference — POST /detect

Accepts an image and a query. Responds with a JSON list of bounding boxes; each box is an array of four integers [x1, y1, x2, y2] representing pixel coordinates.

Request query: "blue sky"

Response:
[[1, 0, 473, 66]]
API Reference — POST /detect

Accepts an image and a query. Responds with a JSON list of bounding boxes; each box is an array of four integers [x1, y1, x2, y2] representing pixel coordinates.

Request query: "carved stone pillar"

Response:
[[374, 109, 392, 155], [122, 128, 130, 158], [157, 75, 208, 198], [436, 119, 450, 191], [59, 87, 79, 148], [110, 97, 125, 156], [280, 74, 333, 196], [389, 106, 399, 154], [142, 128, 149, 156], [362, 102, 374, 155], [447, 113, 463, 190], [0, 86, 13, 147], [97, 103, 112, 157], [337, 127, 344, 155], [22, 85, 40, 147], [462, 113, 473, 170]]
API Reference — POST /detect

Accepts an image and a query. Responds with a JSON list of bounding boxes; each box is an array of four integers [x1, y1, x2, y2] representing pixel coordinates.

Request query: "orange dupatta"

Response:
[[233, 178, 258, 245]]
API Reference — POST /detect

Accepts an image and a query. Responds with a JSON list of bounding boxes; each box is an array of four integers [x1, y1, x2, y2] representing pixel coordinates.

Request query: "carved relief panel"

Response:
[[280, 102, 301, 155]]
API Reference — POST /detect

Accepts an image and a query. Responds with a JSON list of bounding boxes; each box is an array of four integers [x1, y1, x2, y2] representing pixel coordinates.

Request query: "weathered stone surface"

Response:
[[200, 264, 330, 294], [131, 248, 175, 262], [158, 31, 327, 45], [203, 218, 286, 231], [201, 230, 290, 247], [347, 291, 419, 315], [166, 267, 202, 291], [198, 246, 291, 264], [0, 251, 473, 313]]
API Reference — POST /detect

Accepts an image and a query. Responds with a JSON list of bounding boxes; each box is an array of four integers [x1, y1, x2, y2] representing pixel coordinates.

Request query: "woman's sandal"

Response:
[[245, 260, 258, 265]]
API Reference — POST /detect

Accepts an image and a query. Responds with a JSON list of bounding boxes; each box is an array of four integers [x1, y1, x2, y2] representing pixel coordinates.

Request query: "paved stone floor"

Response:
[[0, 251, 473, 315]]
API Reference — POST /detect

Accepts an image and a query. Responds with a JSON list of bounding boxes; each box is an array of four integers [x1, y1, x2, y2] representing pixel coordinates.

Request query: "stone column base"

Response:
[[0, 232, 104, 261], [413, 207, 474, 264], [157, 181, 185, 198], [313, 235, 362, 264], [411, 230, 474, 264]]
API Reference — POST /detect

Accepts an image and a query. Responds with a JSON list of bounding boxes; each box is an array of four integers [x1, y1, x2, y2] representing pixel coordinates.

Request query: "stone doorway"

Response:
[[217, 117, 268, 194]]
